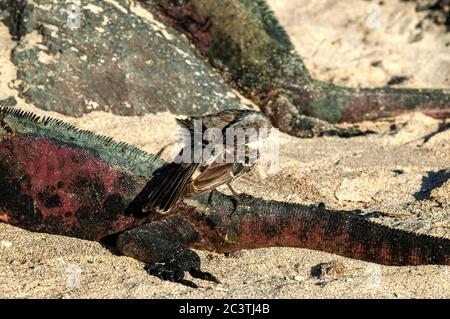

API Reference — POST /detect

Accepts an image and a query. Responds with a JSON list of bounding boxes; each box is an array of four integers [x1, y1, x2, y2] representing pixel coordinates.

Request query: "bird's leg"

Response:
[[227, 183, 240, 199], [226, 183, 252, 217], [208, 189, 218, 206], [206, 185, 247, 216]]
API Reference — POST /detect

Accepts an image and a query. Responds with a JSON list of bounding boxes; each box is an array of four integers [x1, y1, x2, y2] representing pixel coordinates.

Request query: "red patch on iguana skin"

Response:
[[153, 0, 212, 54], [187, 203, 450, 266], [0, 135, 150, 239], [11, 137, 118, 225]]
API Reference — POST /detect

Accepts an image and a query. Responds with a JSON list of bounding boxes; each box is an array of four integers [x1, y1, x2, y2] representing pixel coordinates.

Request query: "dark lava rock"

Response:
[[2, 0, 243, 117], [310, 260, 346, 279]]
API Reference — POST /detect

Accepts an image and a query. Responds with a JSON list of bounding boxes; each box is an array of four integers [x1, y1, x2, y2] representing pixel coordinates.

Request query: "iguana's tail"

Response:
[[188, 196, 450, 266], [262, 82, 450, 138]]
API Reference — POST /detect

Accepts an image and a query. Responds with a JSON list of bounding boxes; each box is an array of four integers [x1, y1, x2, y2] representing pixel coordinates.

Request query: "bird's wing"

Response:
[[142, 161, 199, 212], [186, 161, 251, 196], [176, 117, 194, 129], [191, 109, 247, 129]]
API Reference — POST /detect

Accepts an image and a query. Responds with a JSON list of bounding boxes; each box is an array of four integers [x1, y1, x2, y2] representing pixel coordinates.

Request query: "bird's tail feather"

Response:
[[143, 162, 199, 212]]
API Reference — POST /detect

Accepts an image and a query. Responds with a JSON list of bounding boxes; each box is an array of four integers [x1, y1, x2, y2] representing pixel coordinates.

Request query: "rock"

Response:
[[0, 240, 13, 248], [2, 0, 243, 117], [310, 261, 346, 279], [293, 275, 306, 282]]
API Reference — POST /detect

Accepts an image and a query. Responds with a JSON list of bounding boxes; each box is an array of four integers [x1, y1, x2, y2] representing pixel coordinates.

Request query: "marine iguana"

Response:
[[147, 0, 450, 137], [1, 0, 449, 138], [0, 106, 449, 287]]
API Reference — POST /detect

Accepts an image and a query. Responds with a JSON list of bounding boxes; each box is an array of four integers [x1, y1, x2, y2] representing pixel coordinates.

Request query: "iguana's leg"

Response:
[[268, 110, 376, 138], [116, 216, 219, 288]]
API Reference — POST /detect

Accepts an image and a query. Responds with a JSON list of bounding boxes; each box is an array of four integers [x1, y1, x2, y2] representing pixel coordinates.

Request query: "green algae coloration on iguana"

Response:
[[1, 106, 449, 287], [148, 0, 450, 137]]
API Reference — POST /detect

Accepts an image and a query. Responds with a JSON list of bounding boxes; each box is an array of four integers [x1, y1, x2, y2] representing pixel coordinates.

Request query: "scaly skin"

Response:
[[146, 0, 450, 137], [183, 196, 450, 266], [0, 106, 164, 239], [0, 107, 449, 285]]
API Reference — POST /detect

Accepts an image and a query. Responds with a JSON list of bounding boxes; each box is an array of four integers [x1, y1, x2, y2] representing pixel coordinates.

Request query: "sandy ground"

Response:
[[269, 0, 450, 89], [1, 0, 450, 298]]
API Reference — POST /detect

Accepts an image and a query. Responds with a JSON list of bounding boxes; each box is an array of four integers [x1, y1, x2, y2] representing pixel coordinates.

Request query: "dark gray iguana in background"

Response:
[[147, 0, 450, 137], [1, 0, 449, 138], [1, 106, 449, 287]]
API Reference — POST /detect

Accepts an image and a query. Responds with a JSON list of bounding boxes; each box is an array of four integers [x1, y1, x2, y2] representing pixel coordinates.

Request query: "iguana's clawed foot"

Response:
[[146, 249, 220, 288]]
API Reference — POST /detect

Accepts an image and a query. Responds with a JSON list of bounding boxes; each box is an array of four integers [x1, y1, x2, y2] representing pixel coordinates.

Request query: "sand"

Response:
[[0, 0, 449, 298]]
